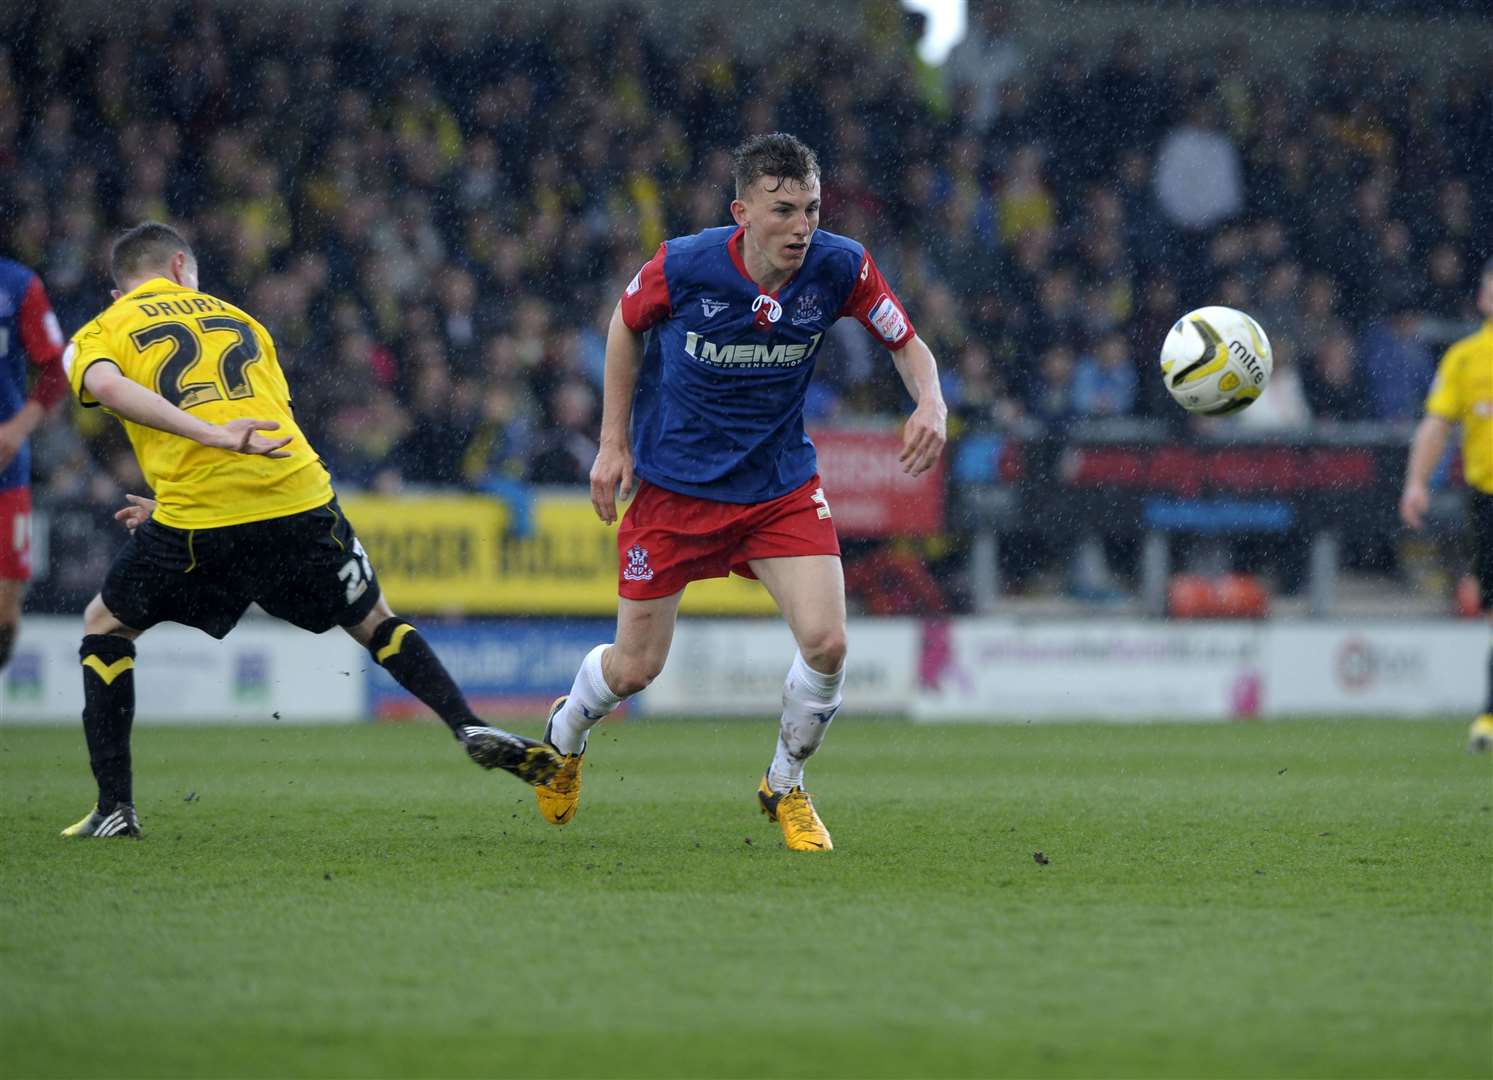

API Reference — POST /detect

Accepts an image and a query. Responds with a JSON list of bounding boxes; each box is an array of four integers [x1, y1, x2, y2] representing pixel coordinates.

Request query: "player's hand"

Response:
[[899, 398, 948, 476], [1399, 483, 1430, 530], [114, 494, 157, 533], [214, 418, 293, 458], [590, 442, 636, 525]]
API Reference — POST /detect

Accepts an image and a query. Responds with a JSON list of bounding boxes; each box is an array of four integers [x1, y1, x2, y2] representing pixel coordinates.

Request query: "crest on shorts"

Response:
[[622, 544, 655, 582]]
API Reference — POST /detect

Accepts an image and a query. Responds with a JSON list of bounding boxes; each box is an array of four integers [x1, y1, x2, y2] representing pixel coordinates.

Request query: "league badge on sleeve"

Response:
[[869, 294, 907, 343], [626, 269, 643, 296]]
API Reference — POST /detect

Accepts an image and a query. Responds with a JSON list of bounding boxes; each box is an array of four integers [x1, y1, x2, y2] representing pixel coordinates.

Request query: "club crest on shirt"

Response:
[[700, 298, 729, 318], [869, 294, 907, 343], [622, 543, 655, 582], [791, 291, 823, 326]]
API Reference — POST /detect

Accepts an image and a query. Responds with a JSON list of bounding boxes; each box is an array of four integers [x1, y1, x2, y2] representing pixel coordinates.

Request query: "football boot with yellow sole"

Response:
[[534, 697, 585, 825], [61, 803, 140, 839], [1468, 714, 1493, 753], [757, 776, 833, 852]]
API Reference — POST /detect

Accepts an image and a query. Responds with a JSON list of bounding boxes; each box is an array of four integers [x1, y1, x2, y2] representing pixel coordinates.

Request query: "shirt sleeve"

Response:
[[17, 275, 67, 408], [63, 323, 116, 408], [17, 274, 64, 366], [1424, 344, 1464, 421], [619, 243, 671, 333], [839, 250, 916, 351]]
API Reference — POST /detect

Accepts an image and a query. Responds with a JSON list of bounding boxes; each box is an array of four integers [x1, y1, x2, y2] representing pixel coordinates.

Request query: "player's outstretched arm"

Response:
[[892, 334, 948, 477], [590, 302, 643, 525], [81, 361, 293, 458], [1400, 414, 1454, 529]]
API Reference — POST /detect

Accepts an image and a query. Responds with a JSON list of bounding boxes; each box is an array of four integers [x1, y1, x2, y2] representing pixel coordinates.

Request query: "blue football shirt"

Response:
[[620, 225, 914, 504]]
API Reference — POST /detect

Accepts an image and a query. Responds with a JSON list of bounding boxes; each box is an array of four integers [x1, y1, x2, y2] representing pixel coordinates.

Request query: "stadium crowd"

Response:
[[2, 1, 1490, 606]]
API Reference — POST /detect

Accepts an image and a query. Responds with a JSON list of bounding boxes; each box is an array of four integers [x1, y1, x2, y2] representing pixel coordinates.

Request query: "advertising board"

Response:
[[1, 616, 365, 724]]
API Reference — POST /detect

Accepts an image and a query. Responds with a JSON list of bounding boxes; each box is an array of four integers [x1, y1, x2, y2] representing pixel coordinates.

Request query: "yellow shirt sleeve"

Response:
[[1424, 343, 1465, 421], [62, 321, 117, 408]]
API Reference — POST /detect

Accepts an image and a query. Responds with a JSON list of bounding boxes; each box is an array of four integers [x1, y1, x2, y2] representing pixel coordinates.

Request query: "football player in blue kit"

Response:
[[535, 133, 947, 850]]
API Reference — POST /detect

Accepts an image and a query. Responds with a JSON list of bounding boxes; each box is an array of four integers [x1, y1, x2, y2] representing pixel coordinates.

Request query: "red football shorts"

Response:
[[616, 474, 841, 600], [0, 486, 32, 582]]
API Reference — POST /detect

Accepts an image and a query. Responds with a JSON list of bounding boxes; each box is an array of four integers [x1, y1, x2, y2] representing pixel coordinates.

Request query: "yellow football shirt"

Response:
[[1425, 321, 1493, 495], [64, 277, 334, 528]]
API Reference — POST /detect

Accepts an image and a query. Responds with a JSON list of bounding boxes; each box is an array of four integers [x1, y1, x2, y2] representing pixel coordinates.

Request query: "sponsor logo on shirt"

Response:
[[791, 291, 823, 326], [869, 294, 907, 343], [683, 331, 824, 369], [700, 298, 729, 318], [625, 269, 643, 296], [622, 543, 655, 582]]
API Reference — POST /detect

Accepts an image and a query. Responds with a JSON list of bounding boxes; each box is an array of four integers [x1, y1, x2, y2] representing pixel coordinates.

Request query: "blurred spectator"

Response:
[[1359, 308, 1435, 421], [942, 1, 1022, 134], [1301, 332, 1372, 422], [528, 379, 599, 485], [1029, 343, 1077, 424], [1072, 332, 1138, 418], [1153, 97, 1244, 234]]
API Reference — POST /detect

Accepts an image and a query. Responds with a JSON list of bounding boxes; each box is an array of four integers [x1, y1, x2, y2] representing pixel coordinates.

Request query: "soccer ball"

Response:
[[1159, 306, 1273, 415]]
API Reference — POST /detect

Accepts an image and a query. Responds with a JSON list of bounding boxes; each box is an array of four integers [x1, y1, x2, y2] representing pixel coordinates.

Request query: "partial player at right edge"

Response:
[[1400, 255, 1493, 752]]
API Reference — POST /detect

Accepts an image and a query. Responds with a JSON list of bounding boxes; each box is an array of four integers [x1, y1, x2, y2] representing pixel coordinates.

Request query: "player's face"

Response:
[[736, 174, 820, 273]]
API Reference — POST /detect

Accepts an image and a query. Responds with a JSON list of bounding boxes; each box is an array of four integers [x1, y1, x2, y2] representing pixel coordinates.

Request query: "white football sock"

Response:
[[548, 644, 622, 755], [767, 650, 845, 794]]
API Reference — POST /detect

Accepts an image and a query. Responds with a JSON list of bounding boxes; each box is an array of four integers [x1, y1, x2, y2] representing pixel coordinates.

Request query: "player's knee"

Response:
[[609, 653, 664, 697], [800, 629, 847, 675], [83, 595, 137, 639]]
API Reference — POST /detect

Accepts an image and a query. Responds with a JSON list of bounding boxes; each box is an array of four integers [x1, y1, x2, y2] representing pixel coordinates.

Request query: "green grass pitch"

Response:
[[1, 717, 1489, 1079]]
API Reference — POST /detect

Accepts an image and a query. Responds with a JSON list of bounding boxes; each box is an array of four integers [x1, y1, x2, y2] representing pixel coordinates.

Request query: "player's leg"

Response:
[[248, 500, 555, 784], [535, 591, 683, 825], [63, 514, 234, 839], [0, 486, 33, 672], [0, 579, 22, 673], [547, 591, 684, 753], [341, 595, 558, 785], [62, 595, 144, 838], [1475, 611, 1493, 753], [1469, 494, 1493, 752], [746, 554, 846, 852]]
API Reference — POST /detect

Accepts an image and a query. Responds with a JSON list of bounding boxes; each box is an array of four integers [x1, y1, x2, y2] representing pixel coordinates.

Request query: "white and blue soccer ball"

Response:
[[1159, 305, 1273, 416]]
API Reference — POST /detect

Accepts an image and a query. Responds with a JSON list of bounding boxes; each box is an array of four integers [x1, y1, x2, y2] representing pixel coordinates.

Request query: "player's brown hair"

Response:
[[732, 133, 819, 198], [111, 222, 193, 289]]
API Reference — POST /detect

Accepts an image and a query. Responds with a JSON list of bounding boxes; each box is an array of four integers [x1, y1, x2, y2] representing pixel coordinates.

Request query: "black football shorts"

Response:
[[101, 498, 381, 638]]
